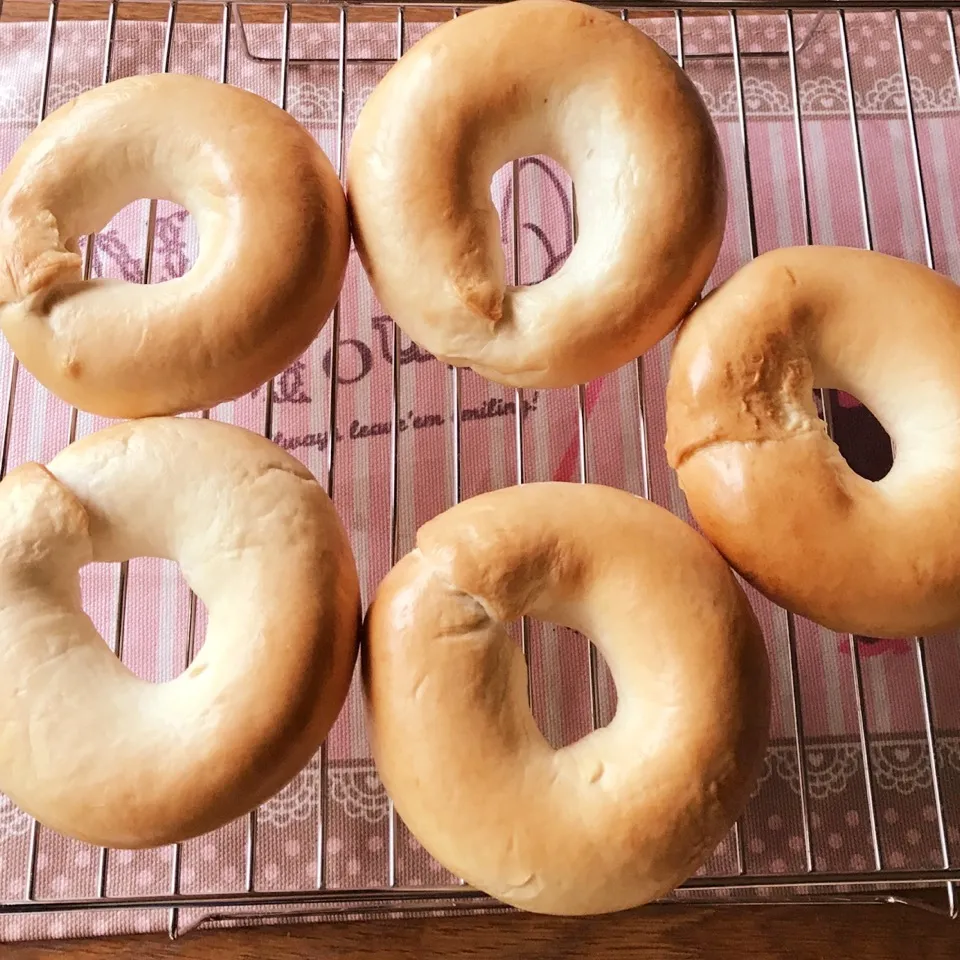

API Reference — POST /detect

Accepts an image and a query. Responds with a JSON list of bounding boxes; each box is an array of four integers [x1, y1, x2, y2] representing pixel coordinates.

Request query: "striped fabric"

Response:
[[0, 6, 959, 941]]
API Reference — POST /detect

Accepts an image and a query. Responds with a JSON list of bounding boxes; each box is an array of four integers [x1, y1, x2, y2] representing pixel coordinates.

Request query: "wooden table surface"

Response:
[[0, 2, 954, 958], [4, 905, 958, 959]]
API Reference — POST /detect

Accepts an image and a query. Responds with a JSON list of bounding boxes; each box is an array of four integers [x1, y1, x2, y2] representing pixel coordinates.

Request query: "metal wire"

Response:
[[510, 157, 534, 709], [628, 3, 671, 507], [566, 171, 602, 730], [838, 10, 874, 252], [729, 11, 758, 262], [448, 12, 465, 890], [167, 6, 231, 937], [314, 4, 348, 898], [570, 188, 602, 729], [836, 7, 885, 872], [324, 10, 348, 502], [7, 866, 960, 917], [18, 3, 59, 901], [449, 7, 463, 511], [891, 9, 953, 883], [893, 9, 935, 271], [2, 0, 960, 932], [386, 5, 404, 892], [214, 0, 960, 14], [782, 8, 815, 874], [0, 0, 57, 484], [726, 8, 756, 877], [946, 11, 960, 916], [96, 0, 179, 910], [257, 2, 292, 445], [241, 1, 294, 902], [70, 0, 117, 448]]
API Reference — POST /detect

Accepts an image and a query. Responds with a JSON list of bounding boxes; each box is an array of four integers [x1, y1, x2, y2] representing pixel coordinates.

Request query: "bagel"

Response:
[[0, 417, 360, 848], [0, 73, 349, 418], [666, 245, 960, 637], [363, 483, 769, 915], [347, 0, 726, 388]]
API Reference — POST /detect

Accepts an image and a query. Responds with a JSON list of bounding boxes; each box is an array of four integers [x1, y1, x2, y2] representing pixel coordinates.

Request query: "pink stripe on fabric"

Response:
[[2, 10, 960, 941]]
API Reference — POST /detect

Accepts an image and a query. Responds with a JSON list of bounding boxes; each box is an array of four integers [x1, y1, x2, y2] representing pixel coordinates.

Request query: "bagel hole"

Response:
[[820, 389, 893, 481], [79, 201, 198, 283], [79, 558, 208, 682], [492, 157, 575, 286], [517, 618, 618, 748]]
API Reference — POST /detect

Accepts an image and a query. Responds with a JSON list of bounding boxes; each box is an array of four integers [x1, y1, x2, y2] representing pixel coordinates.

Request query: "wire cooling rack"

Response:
[[1, 0, 960, 942]]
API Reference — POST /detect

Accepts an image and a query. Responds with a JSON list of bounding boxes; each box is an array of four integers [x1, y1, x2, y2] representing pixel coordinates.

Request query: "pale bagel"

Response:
[[667, 245, 960, 637], [347, 0, 726, 388], [0, 417, 360, 848], [363, 483, 769, 914], [0, 73, 349, 418]]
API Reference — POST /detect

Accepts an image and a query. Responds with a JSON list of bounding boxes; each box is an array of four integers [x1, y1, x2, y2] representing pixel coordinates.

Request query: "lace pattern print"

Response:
[[755, 745, 863, 801], [0, 797, 30, 843], [1, 6, 960, 942]]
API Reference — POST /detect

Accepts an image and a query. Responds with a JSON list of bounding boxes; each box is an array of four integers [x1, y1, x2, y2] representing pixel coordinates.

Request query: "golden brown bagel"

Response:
[[0, 74, 349, 418], [347, 0, 726, 388], [0, 417, 360, 848], [363, 483, 769, 915], [666, 245, 960, 637]]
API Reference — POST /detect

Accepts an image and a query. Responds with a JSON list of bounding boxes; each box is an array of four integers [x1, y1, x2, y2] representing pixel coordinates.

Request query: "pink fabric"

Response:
[[1, 6, 959, 942]]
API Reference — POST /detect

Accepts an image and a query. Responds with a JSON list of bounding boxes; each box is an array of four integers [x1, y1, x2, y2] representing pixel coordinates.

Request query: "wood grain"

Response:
[[0, 1, 691, 25], [4, 906, 959, 959], [0, 1, 457, 24]]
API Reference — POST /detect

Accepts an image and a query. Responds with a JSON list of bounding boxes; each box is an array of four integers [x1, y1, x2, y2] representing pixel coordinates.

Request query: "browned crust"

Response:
[[0, 418, 361, 848], [363, 483, 769, 914], [347, 0, 726, 388], [666, 246, 960, 636], [0, 74, 349, 418]]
